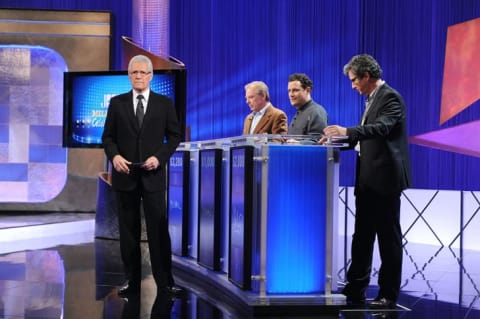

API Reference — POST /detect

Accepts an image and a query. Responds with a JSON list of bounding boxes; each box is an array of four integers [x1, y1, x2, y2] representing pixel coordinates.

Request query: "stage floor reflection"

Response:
[[0, 213, 478, 318]]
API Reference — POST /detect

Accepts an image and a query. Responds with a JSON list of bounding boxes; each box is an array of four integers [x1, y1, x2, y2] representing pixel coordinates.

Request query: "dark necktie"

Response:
[[136, 95, 144, 126]]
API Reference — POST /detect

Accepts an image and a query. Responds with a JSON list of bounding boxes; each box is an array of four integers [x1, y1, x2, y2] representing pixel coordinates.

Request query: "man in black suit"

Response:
[[102, 55, 182, 296], [322, 54, 411, 309]]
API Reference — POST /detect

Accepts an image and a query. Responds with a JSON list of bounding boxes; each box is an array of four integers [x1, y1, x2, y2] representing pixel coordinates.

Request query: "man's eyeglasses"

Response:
[[130, 70, 151, 76]]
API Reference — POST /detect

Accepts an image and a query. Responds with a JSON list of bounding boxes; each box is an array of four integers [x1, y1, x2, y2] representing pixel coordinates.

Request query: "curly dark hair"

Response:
[[288, 73, 313, 90], [343, 54, 382, 80]]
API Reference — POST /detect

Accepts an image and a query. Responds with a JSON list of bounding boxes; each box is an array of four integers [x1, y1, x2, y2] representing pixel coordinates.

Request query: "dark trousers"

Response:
[[343, 188, 403, 301], [115, 185, 174, 288]]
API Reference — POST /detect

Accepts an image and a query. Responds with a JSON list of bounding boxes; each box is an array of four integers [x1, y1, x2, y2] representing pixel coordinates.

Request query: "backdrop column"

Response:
[[132, 0, 170, 58]]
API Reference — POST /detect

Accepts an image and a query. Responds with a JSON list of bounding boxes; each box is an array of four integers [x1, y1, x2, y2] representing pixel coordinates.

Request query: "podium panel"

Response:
[[263, 145, 328, 293], [228, 145, 254, 289], [168, 150, 190, 256], [197, 148, 223, 270], [168, 135, 339, 299]]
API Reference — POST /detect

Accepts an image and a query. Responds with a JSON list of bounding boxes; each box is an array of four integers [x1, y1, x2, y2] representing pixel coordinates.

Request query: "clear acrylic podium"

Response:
[[167, 134, 341, 303]]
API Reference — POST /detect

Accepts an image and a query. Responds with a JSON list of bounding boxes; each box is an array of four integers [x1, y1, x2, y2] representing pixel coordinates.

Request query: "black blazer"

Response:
[[102, 90, 182, 192], [346, 84, 411, 195]]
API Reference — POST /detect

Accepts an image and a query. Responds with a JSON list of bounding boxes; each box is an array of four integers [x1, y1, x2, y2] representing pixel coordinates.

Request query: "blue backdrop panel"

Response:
[[169, 0, 480, 191], [5, 0, 480, 190]]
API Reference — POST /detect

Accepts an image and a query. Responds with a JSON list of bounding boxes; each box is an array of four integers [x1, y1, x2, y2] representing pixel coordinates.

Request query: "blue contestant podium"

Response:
[[167, 135, 341, 311]]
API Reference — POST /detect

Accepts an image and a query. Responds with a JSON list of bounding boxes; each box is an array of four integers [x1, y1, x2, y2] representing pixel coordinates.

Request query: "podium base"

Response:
[[172, 255, 347, 316]]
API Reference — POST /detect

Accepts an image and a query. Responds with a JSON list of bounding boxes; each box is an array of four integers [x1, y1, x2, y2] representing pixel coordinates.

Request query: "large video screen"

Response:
[[63, 69, 186, 148]]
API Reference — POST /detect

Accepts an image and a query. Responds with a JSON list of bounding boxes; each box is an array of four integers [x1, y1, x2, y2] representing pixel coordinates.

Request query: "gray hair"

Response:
[[244, 81, 270, 101], [128, 55, 153, 73]]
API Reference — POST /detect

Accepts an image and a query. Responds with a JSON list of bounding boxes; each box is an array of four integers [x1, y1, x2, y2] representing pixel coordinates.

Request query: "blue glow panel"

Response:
[[0, 163, 28, 182], [0, 125, 8, 142], [29, 145, 67, 163], [266, 145, 328, 293], [168, 151, 188, 256], [197, 149, 221, 270], [229, 147, 249, 287], [30, 125, 62, 144]]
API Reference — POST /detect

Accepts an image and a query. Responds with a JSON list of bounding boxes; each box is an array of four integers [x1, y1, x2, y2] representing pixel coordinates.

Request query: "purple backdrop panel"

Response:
[[410, 120, 480, 158]]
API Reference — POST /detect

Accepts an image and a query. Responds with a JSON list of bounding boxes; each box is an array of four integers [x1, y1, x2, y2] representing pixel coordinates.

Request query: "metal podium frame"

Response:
[[168, 135, 341, 299]]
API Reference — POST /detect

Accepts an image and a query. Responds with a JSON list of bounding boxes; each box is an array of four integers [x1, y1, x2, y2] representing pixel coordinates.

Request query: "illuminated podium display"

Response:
[[229, 145, 254, 289], [167, 135, 340, 297], [167, 151, 190, 256], [197, 148, 223, 270]]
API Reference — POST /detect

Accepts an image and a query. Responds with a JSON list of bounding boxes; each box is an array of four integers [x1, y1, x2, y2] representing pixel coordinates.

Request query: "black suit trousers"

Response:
[[345, 187, 403, 301], [115, 180, 174, 288]]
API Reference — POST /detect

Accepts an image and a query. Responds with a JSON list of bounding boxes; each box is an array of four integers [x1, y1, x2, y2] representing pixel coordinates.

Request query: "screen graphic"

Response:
[[63, 69, 186, 148]]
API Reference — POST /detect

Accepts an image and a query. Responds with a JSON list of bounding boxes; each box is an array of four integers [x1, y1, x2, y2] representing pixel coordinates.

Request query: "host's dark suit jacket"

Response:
[[242, 104, 288, 135], [102, 90, 182, 191], [346, 83, 411, 195]]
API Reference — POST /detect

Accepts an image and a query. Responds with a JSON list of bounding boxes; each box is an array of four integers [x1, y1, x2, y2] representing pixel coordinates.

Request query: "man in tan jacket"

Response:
[[242, 81, 288, 135]]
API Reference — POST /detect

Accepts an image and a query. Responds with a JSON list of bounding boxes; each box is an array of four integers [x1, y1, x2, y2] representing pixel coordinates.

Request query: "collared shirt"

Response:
[[355, 80, 385, 153], [133, 89, 150, 114], [361, 80, 384, 125], [288, 99, 328, 135], [250, 103, 270, 134]]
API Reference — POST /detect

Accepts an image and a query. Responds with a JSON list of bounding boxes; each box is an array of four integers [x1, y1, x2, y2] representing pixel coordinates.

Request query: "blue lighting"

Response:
[[266, 145, 327, 293], [69, 73, 175, 145]]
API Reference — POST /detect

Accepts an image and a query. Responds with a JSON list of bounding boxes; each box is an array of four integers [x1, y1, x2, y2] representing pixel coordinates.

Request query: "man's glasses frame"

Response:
[[129, 70, 152, 76]]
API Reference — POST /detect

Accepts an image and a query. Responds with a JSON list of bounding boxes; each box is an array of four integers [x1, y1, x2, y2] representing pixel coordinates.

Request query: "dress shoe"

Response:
[[369, 297, 396, 309], [118, 281, 140, 296], [158, 285, 183, 296], [341, 285, 366, 306], [341, 290, 366, 306], [370, 312, 389, 318], [345, 296, 366, 306]]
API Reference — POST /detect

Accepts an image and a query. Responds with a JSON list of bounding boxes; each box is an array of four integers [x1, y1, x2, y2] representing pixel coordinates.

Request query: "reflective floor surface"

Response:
[[0, 213, 479, 319]]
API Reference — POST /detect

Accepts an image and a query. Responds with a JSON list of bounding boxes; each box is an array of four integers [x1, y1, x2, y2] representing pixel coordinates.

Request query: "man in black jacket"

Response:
[[102, 55, 182, 296], [323, 54, 411, 309]]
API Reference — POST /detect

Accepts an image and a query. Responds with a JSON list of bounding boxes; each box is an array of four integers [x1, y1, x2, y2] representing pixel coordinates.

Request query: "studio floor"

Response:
[[0, 212, 479, 319]]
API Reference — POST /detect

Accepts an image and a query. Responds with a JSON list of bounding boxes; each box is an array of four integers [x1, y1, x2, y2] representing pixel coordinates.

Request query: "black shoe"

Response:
[[369, 297, 396, 309], [118, 281, 140, 296], [158, 285, 183, 296], [342, 291, 366, 306], [345, 296, 366, 306], [151, 293, 175, 316], [341, 285, 366, 306], [370, 311, 389, 318]]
